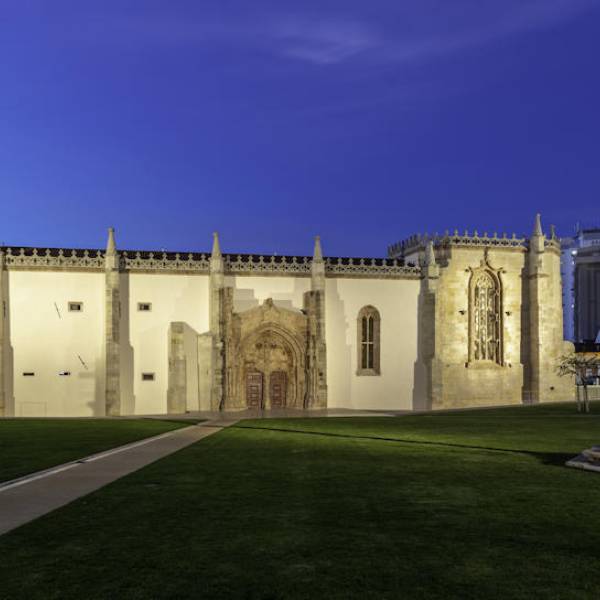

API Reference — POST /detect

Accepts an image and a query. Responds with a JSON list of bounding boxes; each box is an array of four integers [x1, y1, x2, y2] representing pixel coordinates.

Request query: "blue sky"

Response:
[[2, 1, 599, 256]]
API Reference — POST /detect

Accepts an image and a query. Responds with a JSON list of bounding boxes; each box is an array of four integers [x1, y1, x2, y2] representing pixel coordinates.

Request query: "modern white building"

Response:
[[561, 226, 600, 342]]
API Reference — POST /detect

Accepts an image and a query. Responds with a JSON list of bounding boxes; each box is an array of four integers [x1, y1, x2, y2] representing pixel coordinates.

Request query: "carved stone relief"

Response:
[[238, 328, 300, 408], [222, 299, 310, 409]]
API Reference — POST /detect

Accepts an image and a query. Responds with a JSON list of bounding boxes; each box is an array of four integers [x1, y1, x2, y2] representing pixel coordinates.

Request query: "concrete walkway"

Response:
[[146, 408, 404, 421], [0, 421, 231, 536]]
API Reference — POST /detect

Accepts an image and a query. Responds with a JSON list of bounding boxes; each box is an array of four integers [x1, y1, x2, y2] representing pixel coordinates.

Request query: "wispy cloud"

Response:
[[71, 0, 600, 66], [261, 0, 599, 66], [269, 19, 378, 65], [81, 15, 379, 66], [278, 0, 600, 66], [377, 0, 600, 65]]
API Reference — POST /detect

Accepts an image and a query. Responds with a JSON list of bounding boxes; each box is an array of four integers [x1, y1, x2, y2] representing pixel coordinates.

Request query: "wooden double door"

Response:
[[246, 371, 287, 408]]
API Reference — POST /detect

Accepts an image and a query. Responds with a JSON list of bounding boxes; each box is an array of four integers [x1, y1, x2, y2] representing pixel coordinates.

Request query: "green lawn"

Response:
[[0, 418, 190, 483], [2, 404, 600, 599]]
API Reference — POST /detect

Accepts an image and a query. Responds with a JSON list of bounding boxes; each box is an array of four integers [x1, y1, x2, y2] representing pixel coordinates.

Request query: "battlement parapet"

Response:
[[388, 230, 528, 258], [1, 247, 420, 279]]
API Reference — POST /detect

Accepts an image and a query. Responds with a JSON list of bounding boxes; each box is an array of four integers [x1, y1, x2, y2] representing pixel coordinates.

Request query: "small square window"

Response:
[[138, 302, 152, 312], [141, 373, 155, 382], [69, 302, 83, 312]]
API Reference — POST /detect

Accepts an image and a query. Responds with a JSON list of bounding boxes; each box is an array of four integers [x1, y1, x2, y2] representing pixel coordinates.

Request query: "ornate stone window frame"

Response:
[[467, 258, 504, 367], [357, 305, 381, 376]]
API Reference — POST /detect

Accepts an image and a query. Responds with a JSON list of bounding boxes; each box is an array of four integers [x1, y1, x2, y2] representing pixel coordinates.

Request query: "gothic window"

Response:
[[357, 306, 381, 375], [469, 269, 502, 365]]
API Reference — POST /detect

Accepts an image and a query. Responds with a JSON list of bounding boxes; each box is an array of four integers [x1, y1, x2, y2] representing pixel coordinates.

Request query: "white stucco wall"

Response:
[[326, 278, 420, 411], [229, 275, 311, 312], [5, 269, 419, 416], [127, 273, 209, 415], [229, 274, 419, 411], [9, 271, 105, 417]]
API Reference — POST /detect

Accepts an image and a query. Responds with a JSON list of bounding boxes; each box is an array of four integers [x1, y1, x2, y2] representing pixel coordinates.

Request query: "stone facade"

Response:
[[0, 214, 574, 417], [205, 235, 328, 411], [167, 322, 187, 414], [402, 216, 575, 409], [222, 299, 308, 409]]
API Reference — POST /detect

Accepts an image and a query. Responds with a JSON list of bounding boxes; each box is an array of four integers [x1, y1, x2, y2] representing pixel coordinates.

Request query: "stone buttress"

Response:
[[105, 227, 121, 416]]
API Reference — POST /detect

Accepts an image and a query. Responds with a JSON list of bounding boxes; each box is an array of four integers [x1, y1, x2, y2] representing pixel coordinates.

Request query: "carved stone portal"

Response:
[[239, 329, 300, 408], [222, 298, 320, 410]]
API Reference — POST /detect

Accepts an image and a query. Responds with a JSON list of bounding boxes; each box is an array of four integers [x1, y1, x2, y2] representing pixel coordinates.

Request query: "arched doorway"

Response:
[[239, 327, 303, 409]]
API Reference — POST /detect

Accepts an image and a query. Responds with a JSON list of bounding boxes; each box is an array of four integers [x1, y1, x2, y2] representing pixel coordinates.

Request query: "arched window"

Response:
[[469, 269, 502, 365], [357, 306, 381, 375]]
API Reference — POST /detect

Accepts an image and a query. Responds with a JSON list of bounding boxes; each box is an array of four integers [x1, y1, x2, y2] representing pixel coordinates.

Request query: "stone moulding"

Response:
[[543, 238, 561, 253], [123, 251, 210, 273], [324, 256, 420, 278], [1, 247, 421, 279], [388, 232, 528, 258], [2, 247, 105, 270], [388, 229, 563, 259]]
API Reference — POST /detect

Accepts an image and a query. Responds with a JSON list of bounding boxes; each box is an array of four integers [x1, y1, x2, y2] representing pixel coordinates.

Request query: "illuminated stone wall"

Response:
[[0, 218, 574, 417], [409, 218, 575, 410]]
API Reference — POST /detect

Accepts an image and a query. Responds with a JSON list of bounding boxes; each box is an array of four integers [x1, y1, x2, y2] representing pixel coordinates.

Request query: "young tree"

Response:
[[557, 354, 600, 413]]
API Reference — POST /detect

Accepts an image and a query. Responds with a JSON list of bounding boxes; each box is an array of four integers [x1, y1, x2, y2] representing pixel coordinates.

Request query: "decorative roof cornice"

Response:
[[1, 246, 420, 279], [323, 256, 420, 279], [544, 237, 561, 252], [390, 214, 563, 259], [3, 247, 106, 270], [388, 230, 532, 259]]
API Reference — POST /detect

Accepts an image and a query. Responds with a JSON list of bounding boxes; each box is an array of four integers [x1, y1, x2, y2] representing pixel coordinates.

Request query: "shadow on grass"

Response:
[[234, 424, 573, 468]]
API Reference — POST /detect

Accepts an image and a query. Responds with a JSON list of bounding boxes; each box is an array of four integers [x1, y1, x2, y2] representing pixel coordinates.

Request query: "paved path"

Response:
[[0, 422, 231, 536], [146, 408, 403, 421]]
